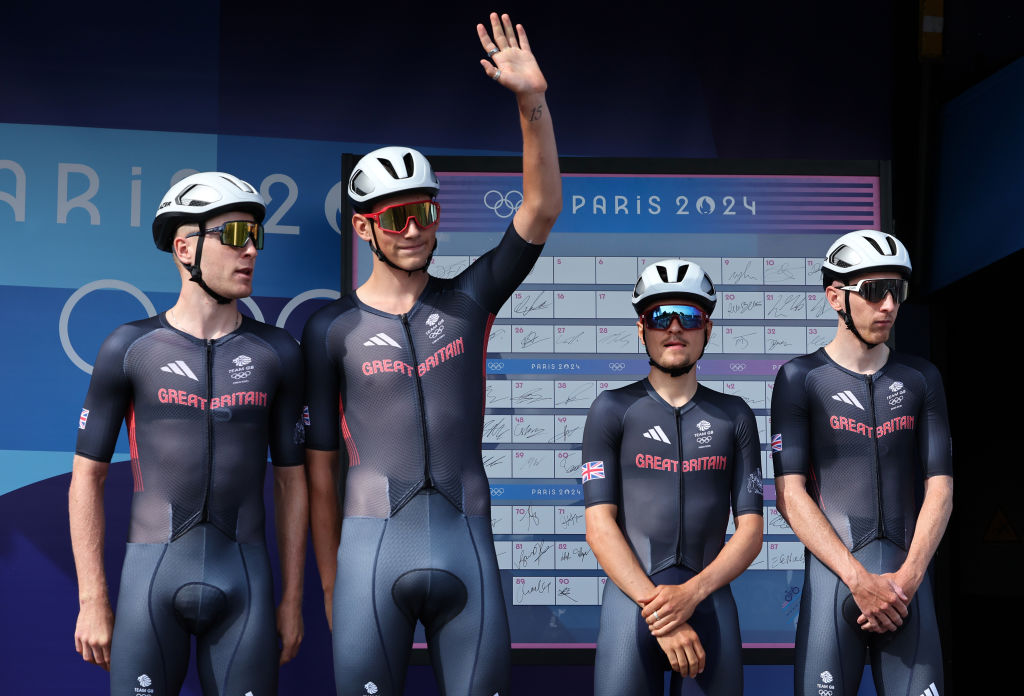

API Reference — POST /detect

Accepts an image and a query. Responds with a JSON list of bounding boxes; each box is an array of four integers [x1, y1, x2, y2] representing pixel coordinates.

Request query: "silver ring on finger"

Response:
[[487, 47, 499, 57], [492, 68, 501, 81], [653, 610, 660, 621]]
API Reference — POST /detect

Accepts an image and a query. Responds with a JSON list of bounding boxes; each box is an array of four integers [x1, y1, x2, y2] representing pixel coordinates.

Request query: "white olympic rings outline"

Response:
[[483, 189, 523, 219], [59, 280, 157, 375], [59, 281, 340, 375], [608, 362, 626, 372]]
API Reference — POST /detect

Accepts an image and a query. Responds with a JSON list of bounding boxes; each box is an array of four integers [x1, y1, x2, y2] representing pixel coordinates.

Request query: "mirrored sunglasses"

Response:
[[186, 220, 264, 249], [643, 304, 708, 330], [365, 200, 440, 234], [839, 278, 908, 304]]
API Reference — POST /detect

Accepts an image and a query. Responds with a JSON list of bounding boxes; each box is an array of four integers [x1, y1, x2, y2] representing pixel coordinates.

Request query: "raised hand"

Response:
[[476, 13, 548, 95]]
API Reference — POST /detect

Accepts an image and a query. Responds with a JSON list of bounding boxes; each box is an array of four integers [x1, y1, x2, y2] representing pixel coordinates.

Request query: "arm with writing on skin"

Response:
[[476, 13, 561, 244]]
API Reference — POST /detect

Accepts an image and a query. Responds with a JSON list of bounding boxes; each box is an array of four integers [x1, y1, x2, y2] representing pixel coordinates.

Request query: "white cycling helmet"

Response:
[[348, 146, 439, 209], [820, 230, 912, 287], [153, 172, 265, 252], [632, 259, 717, 315]]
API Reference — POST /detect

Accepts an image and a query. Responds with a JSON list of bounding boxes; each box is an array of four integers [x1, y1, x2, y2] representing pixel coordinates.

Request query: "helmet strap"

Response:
[[643, 325, 709, 377], [367, 220, 435, 276], [183, 223, 232, 305], [838, 291, 879, 349]]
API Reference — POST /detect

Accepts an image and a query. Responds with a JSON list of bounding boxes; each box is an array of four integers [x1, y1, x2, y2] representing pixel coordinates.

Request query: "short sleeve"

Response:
[[730, 399, 764, 516], [581, 392, 623, 508], [451, 223, 543, 314], [267, 332, 305, 467], [75, 326, 136, 462], [770, 360, 812, 478], [301, 303, 342, 451]]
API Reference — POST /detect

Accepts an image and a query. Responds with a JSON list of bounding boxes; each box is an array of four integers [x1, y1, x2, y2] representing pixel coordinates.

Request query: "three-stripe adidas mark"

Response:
[[643, 425, 671, 444], [920, 683, 939, 696], [363, 333, 400, 347], [831, 390, 864, 410], [161, 360, 198, 381]]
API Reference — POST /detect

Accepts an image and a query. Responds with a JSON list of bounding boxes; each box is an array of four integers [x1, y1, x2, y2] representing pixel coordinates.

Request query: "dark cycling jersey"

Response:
[[582, 381, 764, 575], [302, 223, 541, 695], [770, 348, 952, 552], [77, 313, 305, 544], [302, 223, 541, 518], [771, 348, 952, 696], [75, 313, 305, 695], [583, 381, 762, 696]]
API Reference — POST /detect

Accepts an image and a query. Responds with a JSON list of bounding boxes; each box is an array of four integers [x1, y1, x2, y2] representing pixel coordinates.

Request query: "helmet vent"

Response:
[[701, 274, 715, 295], [863, 236, 885, 255], [675, 264, 689, 283], [402, 152, 415, 178], [656, 265, 669, 283], [828, 244, 855, 269], [377, 158, 400, 180], [885, 236, 897, 255], [350, 171, 373, 196]]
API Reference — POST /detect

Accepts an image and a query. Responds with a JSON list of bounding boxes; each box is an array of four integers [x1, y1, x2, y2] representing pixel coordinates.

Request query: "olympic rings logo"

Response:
[[489, 487, 505, 497], [59, 280, 340, 375], [487, 361, 505, 371], [729, 362, 747, 372], [608, 362, 626, 372], [483, 190, 523, 218], [696, 436, 712, 445]]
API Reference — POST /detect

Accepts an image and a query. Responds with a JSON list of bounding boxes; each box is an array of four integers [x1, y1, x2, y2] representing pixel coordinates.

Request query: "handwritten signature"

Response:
[[483, 418, 510, 439], [555, 330, 586, 346], [726, 260, 759, 283], [516, 578, 552, 601], [512, 292, 551, 317], [560, 511, 584, 528], [512, 387, 548, 405], [765, 293, 806, 318], [519, 331, 549, 349], [551, 423, 582, 443], [555, 383, 592, 407], [513, 423, 548, 441], [516, 541, 554, 568]]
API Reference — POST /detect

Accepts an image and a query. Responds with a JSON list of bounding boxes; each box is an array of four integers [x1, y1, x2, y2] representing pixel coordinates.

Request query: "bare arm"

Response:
[[273, 464, 308, 664], [477, 12, 561, 244], [585, 503, 705, 676], [776, 473, 908, 632], [585, 503, 657, 603], [642, 512, 763, 637], [306, 448, 341, 630], [69, 454, 114, 671]]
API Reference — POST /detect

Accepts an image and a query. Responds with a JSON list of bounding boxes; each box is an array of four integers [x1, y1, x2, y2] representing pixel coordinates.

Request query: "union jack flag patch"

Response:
[[771, 433, 783, 452], [79, 409, 89, 430], [581, 460, 605, 483]]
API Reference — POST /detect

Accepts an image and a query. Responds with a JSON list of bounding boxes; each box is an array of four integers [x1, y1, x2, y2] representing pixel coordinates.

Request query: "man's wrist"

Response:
[[78, 592, 110, 607]]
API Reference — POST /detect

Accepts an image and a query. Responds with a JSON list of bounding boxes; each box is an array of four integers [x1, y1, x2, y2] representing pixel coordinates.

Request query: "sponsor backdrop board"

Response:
[[382, 159, 887, 648]]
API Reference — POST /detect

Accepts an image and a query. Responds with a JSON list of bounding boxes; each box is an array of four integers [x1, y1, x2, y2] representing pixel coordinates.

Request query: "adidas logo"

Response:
[[642, 425, 671, 444], [161, 360, 198, 381], [831, 390, 864, 410], [363, 333, 400, 348], [920, 683, 939, 696]]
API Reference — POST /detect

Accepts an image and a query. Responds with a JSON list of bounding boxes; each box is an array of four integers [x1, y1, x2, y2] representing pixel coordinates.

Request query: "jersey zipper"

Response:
[[674, 406, 685, 564], [867, 375, 885, 539], [202, 339, 214, 521], [401, 313, 433, 488]]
